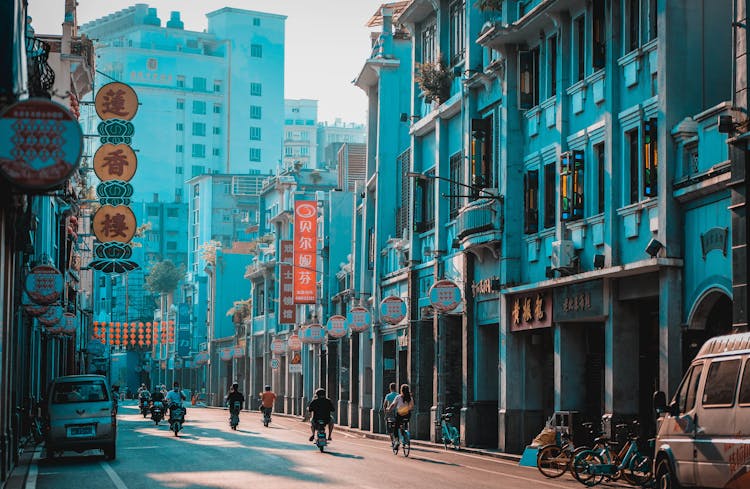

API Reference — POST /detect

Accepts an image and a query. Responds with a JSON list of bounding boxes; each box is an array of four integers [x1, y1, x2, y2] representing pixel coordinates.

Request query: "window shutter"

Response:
[[643, 119, 658, 197], [560, 152, 571, 221], [518, 50, 533, 110], [571, 150, 585, 220], [524, 170, 539, 234]]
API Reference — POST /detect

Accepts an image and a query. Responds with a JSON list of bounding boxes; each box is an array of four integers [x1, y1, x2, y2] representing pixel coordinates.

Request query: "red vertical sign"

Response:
[[279, 240, 296, 324], [293, 201, 317, 304]]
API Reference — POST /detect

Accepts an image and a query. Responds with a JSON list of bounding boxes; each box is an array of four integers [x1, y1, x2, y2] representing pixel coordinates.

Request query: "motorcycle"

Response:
[[314, 419, 327, 452], [169, 403, 185, 436], [262, 407, 272, 427], [139, 397, 150, 418], [151, 401, 164, 425], [229, 401, 241, 430]]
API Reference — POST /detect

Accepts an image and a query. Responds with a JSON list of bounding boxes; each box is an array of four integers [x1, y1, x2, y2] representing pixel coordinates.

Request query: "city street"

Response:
[[28, 402, 610, 489]]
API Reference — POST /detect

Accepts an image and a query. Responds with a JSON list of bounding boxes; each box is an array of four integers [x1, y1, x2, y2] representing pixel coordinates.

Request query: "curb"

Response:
[[3, 444, 41, 489], [204, 406, 522, 463]]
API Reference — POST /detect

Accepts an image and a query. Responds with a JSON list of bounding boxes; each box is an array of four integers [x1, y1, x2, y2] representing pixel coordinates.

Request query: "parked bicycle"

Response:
[[25, 396, 44, 444], [439, 407, 460, 450], [537, 431, 588, 478]]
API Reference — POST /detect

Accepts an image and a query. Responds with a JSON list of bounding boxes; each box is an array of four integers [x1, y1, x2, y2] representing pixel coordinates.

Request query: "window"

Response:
[[471, 117, 493, 194], [147, 206, 159, 216], [250, 127, 261, 141], [249, 148, 261, 162], [449, 0, 466, 66], [192, 100, 206, 114], [574, 15, 586, 82], [519, 47, 540, 109], [627, 129, 639, 204], [395, 149, 411, 237], [284, 147, 293, 157], [648, 0, 658, 41], [191, 165, 205, 177], [212, 126, 220, 135], [524, 169, 539, 234], [250, 106, 262, 119], [176, 75, 185, 88], [176, 166, 183, 174], [595, 143, 605, 214], [300, 131, 309, 141], [414, 169, 435, 231], [176, 123, 184, 131], [213, 103, 222, 114], [300, 147, 309, 156], [676, 364, 703, 413], [212, 148, 220, 157], [250, 44, 263, 58], [643, 118, 658, 197], [592, 0, 606, 70], [449, 152, 462, 219], [627, 0, 640, 52], [560, 150, 584, 221], [367, 228, 375, 270], [192, 122, 206, 137], [176, 145, 183, 153], [421, 22, 437, 63], [166, 241, 177, 251], [250, 82, 262, 96], [192, 144, 205, 158], [543, 163, 556, 228], [193, 77, 206, 91], [177, 99, 184, 110], [548, 35, 557, 98], [253, 18, 260, 26], [739, 360, 750, 405], [703, 359, 741, 407], [213, 80, 222, 93]]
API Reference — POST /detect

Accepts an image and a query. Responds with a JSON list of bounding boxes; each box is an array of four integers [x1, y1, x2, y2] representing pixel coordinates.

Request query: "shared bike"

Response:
[[439, 407, 460, 450]]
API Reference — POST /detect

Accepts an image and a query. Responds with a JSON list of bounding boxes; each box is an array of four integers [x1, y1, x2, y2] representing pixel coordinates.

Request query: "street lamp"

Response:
[[405, 171, 503, 202]]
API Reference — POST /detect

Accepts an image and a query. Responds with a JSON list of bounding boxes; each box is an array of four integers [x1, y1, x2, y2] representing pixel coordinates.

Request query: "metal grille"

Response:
[[26, 36, 55, 97]]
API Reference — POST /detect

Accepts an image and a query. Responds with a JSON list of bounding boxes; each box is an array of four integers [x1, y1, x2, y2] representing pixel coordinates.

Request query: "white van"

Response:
[[653, 332, 750, 489]]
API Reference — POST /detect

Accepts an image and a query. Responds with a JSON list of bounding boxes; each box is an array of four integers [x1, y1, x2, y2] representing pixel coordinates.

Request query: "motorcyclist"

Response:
[[226, 382, 245, 411], [307, 388, 335, 442], [259, 385, 276, 421], [166, 382, 187, 420]]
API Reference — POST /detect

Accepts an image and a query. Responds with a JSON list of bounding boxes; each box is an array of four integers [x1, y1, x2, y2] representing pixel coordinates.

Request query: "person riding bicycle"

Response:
[[386, 384, 414, 441], [259, 385, 276, 420], [308, 388, 335, 442], [383, 383, 398, 429], [166, 382, 187, 419], [226, 382, 245, 411]]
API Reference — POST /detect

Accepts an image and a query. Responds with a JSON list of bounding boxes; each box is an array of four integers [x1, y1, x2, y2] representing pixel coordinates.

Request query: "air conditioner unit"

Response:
[[551, 240, 575, 269]]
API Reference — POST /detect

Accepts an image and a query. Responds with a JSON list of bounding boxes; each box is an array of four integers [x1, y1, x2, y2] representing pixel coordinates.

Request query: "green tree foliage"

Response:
[[145, 260, 185, 294]]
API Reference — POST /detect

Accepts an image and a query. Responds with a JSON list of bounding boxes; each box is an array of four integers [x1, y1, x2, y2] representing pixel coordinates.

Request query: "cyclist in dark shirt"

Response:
[[308, 388, 335, 441]]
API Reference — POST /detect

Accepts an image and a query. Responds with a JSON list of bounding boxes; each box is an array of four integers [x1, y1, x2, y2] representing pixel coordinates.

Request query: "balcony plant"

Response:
[[415, 54, 452, 104]]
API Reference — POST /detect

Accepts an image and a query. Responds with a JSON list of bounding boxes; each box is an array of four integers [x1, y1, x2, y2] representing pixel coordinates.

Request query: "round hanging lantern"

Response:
[[326, 315, 348, 338], [25, 265, 64, 305]]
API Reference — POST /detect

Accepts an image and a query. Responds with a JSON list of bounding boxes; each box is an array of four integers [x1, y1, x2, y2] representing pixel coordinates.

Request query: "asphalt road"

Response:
[[28, 401, 624, 489]]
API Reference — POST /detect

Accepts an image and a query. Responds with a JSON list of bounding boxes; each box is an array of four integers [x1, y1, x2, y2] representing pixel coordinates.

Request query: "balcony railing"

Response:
[[456, 199, 499, 239], [26, 36, 55, 97]]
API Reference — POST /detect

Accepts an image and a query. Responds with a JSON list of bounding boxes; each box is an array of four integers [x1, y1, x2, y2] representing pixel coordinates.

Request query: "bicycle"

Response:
[[391, 417, 411, 457], [26, 396, 44, 444], [537, 431, 588, 478], [439, 407, 460, 450]]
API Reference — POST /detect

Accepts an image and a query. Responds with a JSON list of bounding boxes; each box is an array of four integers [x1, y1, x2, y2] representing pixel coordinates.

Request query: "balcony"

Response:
[[455, 199, 502, 255], [26, 36, 55, 97]]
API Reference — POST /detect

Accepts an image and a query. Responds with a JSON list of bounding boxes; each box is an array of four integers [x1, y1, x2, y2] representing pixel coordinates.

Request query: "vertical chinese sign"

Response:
[[279, 240, 296, 324], [293, 201, 317, 304]]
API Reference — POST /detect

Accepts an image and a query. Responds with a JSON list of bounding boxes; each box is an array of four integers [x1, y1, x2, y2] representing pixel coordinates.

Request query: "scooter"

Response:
[[262, 407, 272, 427], [229, 401, 241, 430], [151, 401, 164, 425], [139, 397, 150, 418], [169, 403, 185, 436], [314, 419, 327, 452]]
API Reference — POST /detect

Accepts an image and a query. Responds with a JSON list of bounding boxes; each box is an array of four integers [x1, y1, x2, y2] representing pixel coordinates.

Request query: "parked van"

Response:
[[653, 333, 750, 489], [45, 374, 117, 460]]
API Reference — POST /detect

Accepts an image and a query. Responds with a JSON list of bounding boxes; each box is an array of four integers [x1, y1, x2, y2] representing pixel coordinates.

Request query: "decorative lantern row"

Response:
[[92, 320, 175, 347]]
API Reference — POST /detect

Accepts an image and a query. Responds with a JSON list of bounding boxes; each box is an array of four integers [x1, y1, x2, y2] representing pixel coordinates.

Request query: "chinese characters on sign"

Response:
[[347, 307, 371, 333], [380, 296, 407, 325], [299, 324, 325, 344], [92, 205, 137, 243], [700, 227, 728, 259], [326, 315, 348, 338], [24, 265, 64, 305], [508, 291, 552, 331], [93, 143, 137, 182], [552, 280, 605, 322], [279, 240, 296, 324], [428, 280, 462, 313], [94, 82, 139, 121], [293, 201, 317, 304]]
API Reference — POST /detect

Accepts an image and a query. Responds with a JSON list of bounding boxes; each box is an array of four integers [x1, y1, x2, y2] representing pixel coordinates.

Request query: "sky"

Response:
[[27, 0, 390, 124]]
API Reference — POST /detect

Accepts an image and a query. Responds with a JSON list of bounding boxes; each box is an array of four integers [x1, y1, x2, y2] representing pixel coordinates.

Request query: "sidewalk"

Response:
[[2, 444, 41, 489]]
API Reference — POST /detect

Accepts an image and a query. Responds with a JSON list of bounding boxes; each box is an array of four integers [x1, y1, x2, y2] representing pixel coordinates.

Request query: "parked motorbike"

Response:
[[229, 401, 241, 430], [151, 401, 164, 425], [139, 398, 150, 418], [169, 403, 185, 436], [314, 419, 327, 452]]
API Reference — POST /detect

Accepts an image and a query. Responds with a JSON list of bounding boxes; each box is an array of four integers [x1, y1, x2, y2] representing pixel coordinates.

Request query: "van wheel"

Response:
[[655, 458, 680, 489], [103, 443, 116, 461]]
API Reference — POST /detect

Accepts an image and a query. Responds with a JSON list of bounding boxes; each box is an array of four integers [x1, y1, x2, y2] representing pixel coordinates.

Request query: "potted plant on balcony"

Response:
[[415, 54, 452, 105], [476, 0, 502, 11]]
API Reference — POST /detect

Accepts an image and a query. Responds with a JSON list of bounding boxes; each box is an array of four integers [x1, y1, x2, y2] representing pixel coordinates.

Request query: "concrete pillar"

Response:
[[498, 295, 526, 453], [659, 267, 683, 396], [337, 337, 349, 426], [348, 334, 359, 428], [555, 324, 587, 411], [370, 332, 384, 433], [358, 331, 372, 431], [605, 285, 639, 417]]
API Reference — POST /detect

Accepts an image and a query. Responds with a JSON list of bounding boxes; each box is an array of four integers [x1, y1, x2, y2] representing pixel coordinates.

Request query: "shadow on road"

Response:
[[320, 450, 364, 459]]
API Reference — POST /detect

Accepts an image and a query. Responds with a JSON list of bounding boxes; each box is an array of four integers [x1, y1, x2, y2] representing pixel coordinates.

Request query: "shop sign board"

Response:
[[429, 280, 462, 312], [93, 143, 137, 182], [279, 240, 296, 324], [95, 82, 139, 121], [380, 296, 407, 325], [299, 323, 325, 344], [271, 358, 280, 370], [270, 338, 286, 354], [701, 227, 728, 259], [38, 305, 64, 328], [25, 264, 64, 305], [287, 333, 302, 352], [509, 291, 553, 332], [293, 201, 317, 304], [553, 280, 605, 322], [62, 312, 77, 335], [232, 346, 244, 359], [93, 205, 137, 243], [347, 306, 371, 333], [0, 99, 83, 190], [289, 350, 302, 373], [220, 348, 233, 361], [326, 315, 348, 338]]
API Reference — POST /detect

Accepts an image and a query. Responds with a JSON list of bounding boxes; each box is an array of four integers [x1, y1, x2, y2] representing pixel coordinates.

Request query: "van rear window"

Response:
[[52, 380, 110, 404], [739, 359, 750, 405], [703, 359, 741, 407]]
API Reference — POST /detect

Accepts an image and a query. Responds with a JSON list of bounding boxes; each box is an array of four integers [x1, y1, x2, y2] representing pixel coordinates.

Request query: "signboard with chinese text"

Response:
[[700, 227, 728, 259], [293, 201, 317, 304], [380, 296, 407, 325], [232, 346, 244, 359], [347, 307, 371, 333], [0, 99, 83, 190], [271, 358, 280, 370], [553, 280, 605, 322], [289, 350, 302, 373], [220, 348, 233, 361], [93, 143, 137, 182], [93, 205, 136, 243], [508, 291, 553, 331], [326, 315, 348, 338], [279, 240, 296, 324], [94, 82, 139, 121], [25, 265, 63, 305], [62, 312, 77, 335], [299, 324, 325, 344], [271, 338, 286, 354], [287, 334, 302, 352], [429, 280, 463, 313]]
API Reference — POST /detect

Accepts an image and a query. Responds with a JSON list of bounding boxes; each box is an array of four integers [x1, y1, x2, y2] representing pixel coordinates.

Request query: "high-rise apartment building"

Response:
[[283, 99, 318, 170]]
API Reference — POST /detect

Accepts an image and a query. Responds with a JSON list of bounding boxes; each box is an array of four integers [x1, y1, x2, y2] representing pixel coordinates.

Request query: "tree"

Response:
[[145, 260, 185, 295]]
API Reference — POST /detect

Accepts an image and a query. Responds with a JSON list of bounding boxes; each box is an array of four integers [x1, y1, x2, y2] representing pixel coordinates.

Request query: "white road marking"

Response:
[[122, 445, 160, 450], [24, 450, 41, 489], [100, 461, 129, 489]]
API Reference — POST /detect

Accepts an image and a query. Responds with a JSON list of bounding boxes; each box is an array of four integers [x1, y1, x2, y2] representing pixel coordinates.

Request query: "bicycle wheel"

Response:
[[442, 426, 449, 450], [401, 429, 410, 457], [626, 454, 652, 486], [572, 450, 605, 486], [537, 445, 568, 478], [391, 433, 399, 455]]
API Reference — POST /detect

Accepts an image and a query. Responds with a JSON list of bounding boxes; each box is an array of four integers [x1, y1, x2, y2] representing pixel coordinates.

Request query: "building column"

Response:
[[498, 295, 526, 453], [370, 331, 384, 433], [337, 337, 349, 426], [605, 283, 638, 420], [358, 330, 372, 431], [659, 267, 682, 397], [348, 333, 359, 428]]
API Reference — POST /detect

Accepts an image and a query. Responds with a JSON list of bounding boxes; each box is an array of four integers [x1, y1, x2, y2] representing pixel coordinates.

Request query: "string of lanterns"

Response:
[[91, 320, 175, 348]]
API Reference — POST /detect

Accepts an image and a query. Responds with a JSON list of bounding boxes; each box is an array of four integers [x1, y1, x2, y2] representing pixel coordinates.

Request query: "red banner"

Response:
[[293, 201, 317, 304], [279, 240, 296, 324]]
